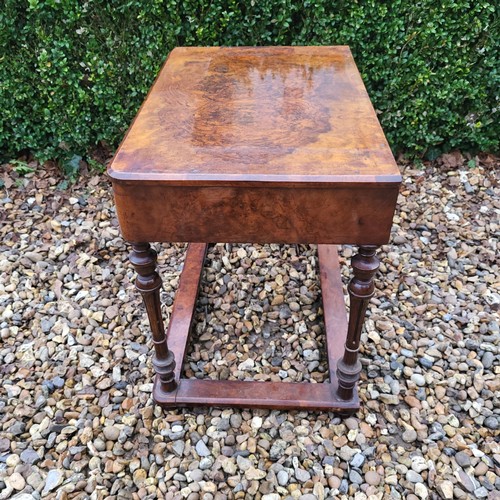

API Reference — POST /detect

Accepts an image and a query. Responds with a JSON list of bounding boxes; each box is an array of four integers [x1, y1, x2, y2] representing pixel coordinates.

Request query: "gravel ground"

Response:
[[0, 153, 498, 500]]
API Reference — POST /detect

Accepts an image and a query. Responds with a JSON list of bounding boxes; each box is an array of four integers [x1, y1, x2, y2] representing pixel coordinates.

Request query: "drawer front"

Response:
[[112, 184, 399, 245]]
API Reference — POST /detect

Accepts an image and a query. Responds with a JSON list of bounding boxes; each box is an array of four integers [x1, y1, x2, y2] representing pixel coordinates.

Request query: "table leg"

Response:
[[130, 243, 177, 392], [337, 245, 379, 400]]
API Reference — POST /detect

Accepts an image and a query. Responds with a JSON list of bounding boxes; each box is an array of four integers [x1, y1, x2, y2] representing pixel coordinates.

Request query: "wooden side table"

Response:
[[108, 46, 401, 413]]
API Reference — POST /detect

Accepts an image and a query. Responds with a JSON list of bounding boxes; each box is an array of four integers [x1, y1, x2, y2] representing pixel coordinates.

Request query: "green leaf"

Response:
[[62, 154, 82, 181]]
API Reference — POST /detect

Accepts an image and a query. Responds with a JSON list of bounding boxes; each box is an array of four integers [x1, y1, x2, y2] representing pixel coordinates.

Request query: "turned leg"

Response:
[[337, 245, 379, 400], [130, 243, 176, 392]]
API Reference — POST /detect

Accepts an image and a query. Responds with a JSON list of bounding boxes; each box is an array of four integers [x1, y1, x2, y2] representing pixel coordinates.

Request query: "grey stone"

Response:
[[52, 376, 65, 388], [344, 418, 358, 430], [411, 374, 426, 387], [474, 487, 488, 498], [481, 351, 495, 370], [269, 440, 287, 461], [401, 349, 414, 358], [350, 453, 365, 469], [42, 469, 64, 494], [189, 469, 203, 482], [279, 306, 292, 320], [167, 430, 186, 441], [172, 440, 185, 457], [236, 455, 252, 471], [457, 469, 476, 493], [199, 457, 213, 470], [195, 440, 211, 457], [277, 470, 289, 486], [339, 446, 358, 461], [217, 418, 230, 431], [303, 349, 319, 362], [379, 394, 399, 405], [419, 357, 434, 368], [8, 422, 26, 436], [20, 448, 40, 465], [406, 470, 423, 483], [26, 471, 44, 490], [455, 451, 471, 468], [484, 416, 498, 430], [103, 426, 121, 441], [339, 479, 348, 494], [230, 414, 242, 428], [221, 446, 234, 457], [349, 469, 363, 484], [294, 468, 311, 482], [402, 429, 418, 443], [0, 438, 10, 452]]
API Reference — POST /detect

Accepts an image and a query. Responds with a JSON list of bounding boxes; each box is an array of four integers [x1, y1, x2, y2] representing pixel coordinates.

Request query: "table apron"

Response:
[[113, 184, 399, 245]]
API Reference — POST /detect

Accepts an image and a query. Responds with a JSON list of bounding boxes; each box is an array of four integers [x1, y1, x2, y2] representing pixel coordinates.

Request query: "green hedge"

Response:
[[1, 0, 498, 163]]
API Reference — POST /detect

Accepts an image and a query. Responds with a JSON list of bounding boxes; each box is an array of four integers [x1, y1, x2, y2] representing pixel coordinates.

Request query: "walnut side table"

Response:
[[108, 46, 401, 414]]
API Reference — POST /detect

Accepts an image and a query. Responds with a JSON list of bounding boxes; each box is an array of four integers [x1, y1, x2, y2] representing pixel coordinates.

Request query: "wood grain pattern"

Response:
[[112, 46, 400, 411], [113, 183, 399, 244], [166, 243, 207, 382], [154, 378, 358, 412], [108, 46, 401, 186]]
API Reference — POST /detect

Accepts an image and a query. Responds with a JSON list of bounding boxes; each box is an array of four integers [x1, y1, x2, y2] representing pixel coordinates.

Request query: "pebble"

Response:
[[455, 451, 471, 467], [484, 416, 498, 430], [365, 471, 381, 486], [457, 469, 476, 493], [411, 374, 426, 387], [474, 487, 488, 498], [406, 470, 423, 483], [245, 467, 266, 480], [415, 483, 428, 499], [20, 448, 40, 465], [350, 453, 365, 468], [195, 440, 211, 457], [474, 461, 488, 476], [437, 480, 454, 499], [349, 469, 363, 484], [277, 470, 289, 486], [42, 469, 63, 494], [6, 454, 20, 467], [402, 429, 418, 443], [336, 479, 347, 494], [295, 468, 311, 482], [230, 414, 242, 428], [103, 426, 121, 441], [0, 161, 498, 499], [6, 472, 26, 491]]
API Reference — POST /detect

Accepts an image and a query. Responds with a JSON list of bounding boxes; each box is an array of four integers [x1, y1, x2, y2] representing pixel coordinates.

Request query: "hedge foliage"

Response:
[[1, 0, 498, 163]]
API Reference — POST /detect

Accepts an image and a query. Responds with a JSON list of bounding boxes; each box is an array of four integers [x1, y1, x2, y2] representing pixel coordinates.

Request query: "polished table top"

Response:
[[109, 46, 400, 186]]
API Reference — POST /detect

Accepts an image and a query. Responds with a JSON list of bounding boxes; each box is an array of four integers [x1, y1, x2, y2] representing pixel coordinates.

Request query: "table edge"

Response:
[[107, 167, 402, 187]]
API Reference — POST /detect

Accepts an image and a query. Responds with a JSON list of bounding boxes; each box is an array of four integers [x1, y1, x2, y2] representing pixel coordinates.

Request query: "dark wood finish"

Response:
[[109, 47, 401, 246], [130, 243, 176, 392], [154, 378, 358, 412], [110, 46, 401, 412], [109, 46, 401, 185], [113, 184, 398, 244], [150, 243, 358, 413], [167, 243, 208, 382], [336, 246, 380, 400], [317, 244, 348, 382]]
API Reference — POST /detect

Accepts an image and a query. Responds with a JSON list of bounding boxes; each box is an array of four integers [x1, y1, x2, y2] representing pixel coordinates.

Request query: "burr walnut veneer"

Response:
[[109, 46, 401, 413]]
